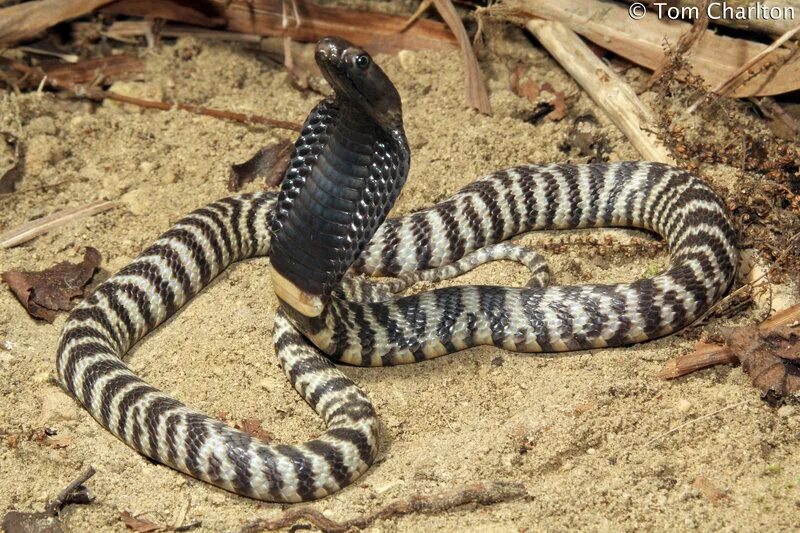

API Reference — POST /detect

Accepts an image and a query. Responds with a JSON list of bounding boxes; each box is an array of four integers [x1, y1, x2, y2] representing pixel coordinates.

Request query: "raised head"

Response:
[[314, 36, 404, 134], [268, 37, 411, 319]]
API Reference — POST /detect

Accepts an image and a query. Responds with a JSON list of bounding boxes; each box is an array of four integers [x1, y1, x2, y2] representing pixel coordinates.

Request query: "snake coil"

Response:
[[56, 37, 737, 501]]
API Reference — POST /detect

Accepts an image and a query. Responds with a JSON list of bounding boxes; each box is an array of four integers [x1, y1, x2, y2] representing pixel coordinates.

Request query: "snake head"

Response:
[[315, 36, 403, 134]]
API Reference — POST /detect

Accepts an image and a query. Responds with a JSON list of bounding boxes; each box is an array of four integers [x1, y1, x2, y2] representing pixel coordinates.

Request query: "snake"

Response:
[[55, 37, 738, 502]]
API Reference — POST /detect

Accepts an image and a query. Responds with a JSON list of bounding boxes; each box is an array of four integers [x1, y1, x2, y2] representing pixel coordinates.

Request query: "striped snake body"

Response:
[[56, 37, 737, 502]]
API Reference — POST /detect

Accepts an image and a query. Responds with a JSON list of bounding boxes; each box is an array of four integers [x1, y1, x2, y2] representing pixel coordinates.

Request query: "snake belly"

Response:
[[55, 37, 737, 502]]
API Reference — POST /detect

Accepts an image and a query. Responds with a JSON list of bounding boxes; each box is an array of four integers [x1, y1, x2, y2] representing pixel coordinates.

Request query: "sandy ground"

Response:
[[1, 24, 799, 533]]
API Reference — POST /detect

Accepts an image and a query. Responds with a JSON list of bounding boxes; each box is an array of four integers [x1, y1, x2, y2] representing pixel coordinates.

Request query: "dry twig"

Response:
[[641, 400, 751, 447], [688, 22, 800, 112], [495, 0, 800, 97], [520, 18, 675, 164], [46, 467, 96, 515], [240, 481, 527, 532], [0, 199, 117, 249]]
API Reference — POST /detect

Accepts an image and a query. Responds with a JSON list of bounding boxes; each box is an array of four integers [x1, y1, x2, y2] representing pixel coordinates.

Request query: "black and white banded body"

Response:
[[55, 37, 737, 502]]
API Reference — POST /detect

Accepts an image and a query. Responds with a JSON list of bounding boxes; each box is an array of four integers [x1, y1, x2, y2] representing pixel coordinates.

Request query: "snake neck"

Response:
[[268, 96, 410, 317]]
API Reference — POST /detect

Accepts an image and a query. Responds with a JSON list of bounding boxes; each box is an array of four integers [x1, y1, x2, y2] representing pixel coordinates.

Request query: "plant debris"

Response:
[[0, 199, 117, 248], [692, 476, 728, 503], [101, 0, 226, 28], [1, 54, 144, 91], [2, 247, 102, 322], [0, 0, 116, 46], [500, 0, 800, 97], [239, 481, 527, 532], [509, 67, 567, 122], [120, 512, 160, 533], [215, 0, 458, 55], [229, 140, 293, 191], [0, 131, 24, 194], [235, 419, 274, 442], [660, 305, 800, 405], [2, 467, 95, 533]]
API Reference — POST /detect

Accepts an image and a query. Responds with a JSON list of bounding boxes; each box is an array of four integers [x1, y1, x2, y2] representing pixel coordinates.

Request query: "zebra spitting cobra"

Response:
[[56, 36, 738, 502]]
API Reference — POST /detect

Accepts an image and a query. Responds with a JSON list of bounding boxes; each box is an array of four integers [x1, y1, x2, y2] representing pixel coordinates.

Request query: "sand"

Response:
[[1, 24, 798, 533]]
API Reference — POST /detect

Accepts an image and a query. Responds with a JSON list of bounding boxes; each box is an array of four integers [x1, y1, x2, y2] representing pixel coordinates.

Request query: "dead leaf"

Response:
[[660, 305, 800, 404], [229, 140, 293, 191], [2, 511, 63, 533], [46, 435, 73, 449], [0, 132, 24, 194], [723, 324, 800, 405], [692, 476, 727, 502], [510, 69, 566, 121], [2, 247, 102, 322], [510, 66, 540, 101], [236, 418, 273, 442], [541, 82, 566, 121], [120, 511, 160, 533]]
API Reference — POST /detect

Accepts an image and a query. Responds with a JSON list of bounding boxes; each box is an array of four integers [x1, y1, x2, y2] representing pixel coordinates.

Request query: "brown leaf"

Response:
[[510, 70, 566, 121], [692, 476, 727, 502], [120, 511, 160, 533], [2, 247, 102, 322], [0, 132, 24, 194], [235, 418, 273, 442], [510, 66, 540, 101], [228, 140, 293, 191], [541, 82, 566, 121], [724, 324, 800, 405]]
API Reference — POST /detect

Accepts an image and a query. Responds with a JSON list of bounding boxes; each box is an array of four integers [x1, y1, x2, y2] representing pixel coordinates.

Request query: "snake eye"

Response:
[[354, 54, 370, 69]]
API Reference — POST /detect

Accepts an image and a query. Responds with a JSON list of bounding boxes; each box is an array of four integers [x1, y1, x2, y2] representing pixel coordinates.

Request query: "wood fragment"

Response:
[[2, 55, 144, 91], [212, 0, 458, 54], [0, 199, 116, 249], [660, 305, 800, 403], [657, 341, 739, 379], [522, 19, 676, 164], [239, 481, 527, 532], [101, 0, 226, 27], [432, 0, 491, 114], [0, 0, 116, 46], [495, 0, 800, 97]]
